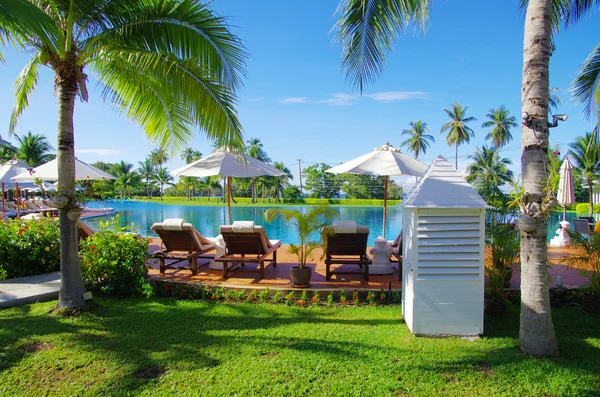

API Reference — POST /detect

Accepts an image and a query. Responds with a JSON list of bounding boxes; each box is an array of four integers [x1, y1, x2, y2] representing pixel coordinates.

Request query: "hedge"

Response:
[[139, 196, 402, 206], [575, 203, 600, 215]]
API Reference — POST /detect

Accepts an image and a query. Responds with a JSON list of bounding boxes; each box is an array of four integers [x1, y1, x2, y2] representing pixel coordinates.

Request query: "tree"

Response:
[[113, 161, 140, 198], [15, 131, 54, 166], [440, 103, 476, 169], [466, 145, 514, 205], [0, 145, 16, 163], [569, 133, 600, 215], [272, 161, 293, 201], [246, 137, 271, 203], [283, 185, 302, 200], [1, 0, 246, 309], [482, 105, 518, 148], [155, 167, 174, 201], [150, 148, 170, 169], [303, 163, 341, 198], [340, 174, 385, 199], [572, 44, 600, 129], [180, 148, 202, 165], [137, 159, 155, 199], [401, 120, 435, 160]]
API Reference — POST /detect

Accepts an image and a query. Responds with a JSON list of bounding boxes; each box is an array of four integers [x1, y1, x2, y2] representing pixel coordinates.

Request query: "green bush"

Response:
[[575, 203, 600, 215], [79, 217, 151, 297], [0, 219, 60, 280]]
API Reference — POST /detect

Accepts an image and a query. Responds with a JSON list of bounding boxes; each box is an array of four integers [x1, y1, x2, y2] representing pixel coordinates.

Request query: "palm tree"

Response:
[[401, 120, 435, 160], [482, 106, 518, 148], [572, 44, 600, 123], [200, 176, 222, 200], [440, 103, 476, 169], [113, 161, 140, 198], [273, 161, 293, 201], [137, 159, 155, 199], [466, 145, 514, 204], [0, 145, 16, 164], [569, 133, 600, 215], [150, 148, 170, 168], [1, 0, 246, 309], [180, 148, 202, 165], [334, 0, 599, 357], [155, 167, 174, 201], [246, 137, 271, 203], [15, 131, 54, 166], [548, 87, 562, 114]]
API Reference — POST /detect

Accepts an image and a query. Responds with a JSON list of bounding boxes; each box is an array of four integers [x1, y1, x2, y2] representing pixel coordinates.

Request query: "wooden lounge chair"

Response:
[[151, 219, 216, 275], [389, 231, 403, 281], [215, 221, 281, 280], [323, 221, 371, 281]]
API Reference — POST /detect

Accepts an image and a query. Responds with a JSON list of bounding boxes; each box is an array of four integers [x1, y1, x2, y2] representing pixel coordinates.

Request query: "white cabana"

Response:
[[402, 156, 488, 336], [11, 158, 116, 182], [173, 147, 285, 223], [326, 143, 428, 238]]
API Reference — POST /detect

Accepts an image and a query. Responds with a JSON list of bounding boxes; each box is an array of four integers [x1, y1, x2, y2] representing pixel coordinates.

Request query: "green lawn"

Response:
[[137, 196, 402, 207], [0, 299, 599, 396]]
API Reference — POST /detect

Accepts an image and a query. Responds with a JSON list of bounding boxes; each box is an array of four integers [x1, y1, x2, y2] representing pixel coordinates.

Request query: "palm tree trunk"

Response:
[[56, 74, 86, 309], [455, 143, 458, 169], [160, 183, 163, 200], [589, 178, 594, 216], [252, 177, 256, 204], [146, 180, 150, 199], [415, 150, 418, 160], [519, 0, 559, 357]]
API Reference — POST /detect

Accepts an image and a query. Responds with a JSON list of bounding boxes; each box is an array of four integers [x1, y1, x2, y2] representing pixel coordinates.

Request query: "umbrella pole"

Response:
[[383, 175, 388, 239], [563, 207, 567, 222], [1, 182, 5, 214], [16, 182, 20, 218], [227, 176, 232, 224]]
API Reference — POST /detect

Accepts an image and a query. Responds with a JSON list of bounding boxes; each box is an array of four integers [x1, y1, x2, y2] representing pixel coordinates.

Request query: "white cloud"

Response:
[[318, 93, 359, 106], [76, 149, 120, 156], [367, 91, 430, 102], [280, 97, 309, 104]]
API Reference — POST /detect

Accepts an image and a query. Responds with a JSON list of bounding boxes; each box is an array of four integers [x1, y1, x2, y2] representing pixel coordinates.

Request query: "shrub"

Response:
[[259, 288, 270, 303], [575, 203, 600, 215], [79, 217, 150, 297], [327, 292, 334, 307], [273, 290, 282, 304], [0, 219, 60, 279]]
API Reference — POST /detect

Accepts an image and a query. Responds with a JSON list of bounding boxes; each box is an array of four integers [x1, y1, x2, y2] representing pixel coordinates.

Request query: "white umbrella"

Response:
[[557, 157, 575, 221], [11, 157, 116, 182], [173, 147, 285, 223], [0, 159, 36, 216], [326, 143, 428, 238]]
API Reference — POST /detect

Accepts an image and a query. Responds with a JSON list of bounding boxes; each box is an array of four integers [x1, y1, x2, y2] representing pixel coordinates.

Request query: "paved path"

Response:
[[0, 272, 60, 309]]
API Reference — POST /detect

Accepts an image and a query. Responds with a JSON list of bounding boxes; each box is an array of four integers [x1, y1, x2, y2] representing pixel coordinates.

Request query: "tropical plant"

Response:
[[265, 206, 339, 268], [466, 145, 514, 205], [150, 148, 170, 169], [272, 161, 293, 201], [15, 131, 54, 166], [180, 148, 202, 165], [571, 44, 600, 122], [137, 158, 156, 199], [0, 144, 16, 163], [569, 133, 600, 215], [1, 0, 246, 309], [549, 87, 562, 113], [246, 138, 271, 203], [440, 103, 476, 169], [156, 167, 174, 201], [113, 161, 141, 198], [482, 105, 518, 148], [401, 120, 435, 160]]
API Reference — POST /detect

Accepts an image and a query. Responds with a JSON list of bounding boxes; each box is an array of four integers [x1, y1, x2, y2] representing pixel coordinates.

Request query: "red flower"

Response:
[[299, 300, 306, 307]]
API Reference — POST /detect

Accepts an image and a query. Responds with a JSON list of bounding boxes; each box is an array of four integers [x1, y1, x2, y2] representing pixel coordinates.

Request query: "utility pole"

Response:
[[297, 159, 303, 194]]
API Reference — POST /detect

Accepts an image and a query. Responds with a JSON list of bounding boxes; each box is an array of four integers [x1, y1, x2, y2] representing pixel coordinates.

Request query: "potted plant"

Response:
[[485, 264, 510, 317], [564, 230, 600, 314], [265, 206, 339, 287], [486, 212, 520, 287]]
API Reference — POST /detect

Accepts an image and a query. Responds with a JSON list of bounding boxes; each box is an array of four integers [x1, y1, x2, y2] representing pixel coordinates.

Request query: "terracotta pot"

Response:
[[582, 293, 600, 314], [290, 266, 312, 288], [485, 299, 507, 317]]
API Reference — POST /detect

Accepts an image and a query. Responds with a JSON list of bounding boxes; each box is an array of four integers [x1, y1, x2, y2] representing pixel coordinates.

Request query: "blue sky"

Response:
[[0, 0, 598, 187]]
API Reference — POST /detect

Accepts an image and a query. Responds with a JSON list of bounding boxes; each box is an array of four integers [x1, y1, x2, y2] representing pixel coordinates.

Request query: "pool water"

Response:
[[85, 200, 403, 245]]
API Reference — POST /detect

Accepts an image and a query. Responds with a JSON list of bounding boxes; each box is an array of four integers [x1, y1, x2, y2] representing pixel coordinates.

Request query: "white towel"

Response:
[[162, 218, 184, 231], [333, 221, 357, 233], [232, 221, 255, 233]]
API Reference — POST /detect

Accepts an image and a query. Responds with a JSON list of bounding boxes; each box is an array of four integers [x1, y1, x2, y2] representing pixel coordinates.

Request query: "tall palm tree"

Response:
[[0, 145, 16, 164], [137, 158, 155, 199], [569, 133, 600, 215], [155, 167, 174, 201], [246, 137, 271, 203], [15, 131, 54, 166], [334, 0, 599, 357], [401, 120, 435, 160], [180, 148, 202, 164], [273, 161, 293, 201], [571, 44, 600, 123], [482, 105, 518, 148], [113, 160, 140, 198], [150, 148, 170, 169], [1, 0, 246, 309], [466, 145, 514, 204], [440, 103, 476, 169]]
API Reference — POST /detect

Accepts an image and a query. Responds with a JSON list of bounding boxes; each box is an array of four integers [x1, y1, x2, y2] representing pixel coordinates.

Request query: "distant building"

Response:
[[0, 134, 17, 150]]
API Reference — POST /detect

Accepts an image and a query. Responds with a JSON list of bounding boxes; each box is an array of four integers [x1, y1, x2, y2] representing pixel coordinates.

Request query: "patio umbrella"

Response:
[[172, 147, 286, 223], [326, 143, 428, 238], [0, 159, 35, 217], [11, 157, 116, 182], [557, 156, 575, 221]]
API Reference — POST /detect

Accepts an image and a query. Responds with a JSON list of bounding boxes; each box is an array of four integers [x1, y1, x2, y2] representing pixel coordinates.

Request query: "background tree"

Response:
[[440, 103, 476, 169], [137, 158, 155, 199], [569, 133, 600, 215], [466, 145, 514, 205], [180, 148, 202, 164], [571, 44, 600, 128], [303, 163, 341, 198], [1, 0, 246, 309], [272, 161, 293, 201], [0, 145, 16, 163], [155, 168, 174, 201], [246, 137, 271, 203], [150, 148, 170, 169], [113, 161, 141, 198], [482, 105, 518, 148], [401, 120, 435, 160], [15, 131, 54, 166]]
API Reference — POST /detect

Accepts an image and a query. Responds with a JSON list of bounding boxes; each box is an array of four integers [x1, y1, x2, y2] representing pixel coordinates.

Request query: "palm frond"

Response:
[[0, 0, 62, 53], [571, 43, 600, 120], [9, 54, 41, 133]]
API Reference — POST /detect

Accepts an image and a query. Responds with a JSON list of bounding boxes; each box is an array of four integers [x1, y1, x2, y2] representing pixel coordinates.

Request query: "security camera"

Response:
[[521, 112, 530, 120], [553, 114, 568, 121]]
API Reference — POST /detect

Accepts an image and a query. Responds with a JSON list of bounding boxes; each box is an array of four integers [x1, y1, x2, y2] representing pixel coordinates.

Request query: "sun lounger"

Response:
[[215, 221, 281, 280], [151, 219, 216, 275], [323, 221, 371, 281], [388, 231, 403, 280]]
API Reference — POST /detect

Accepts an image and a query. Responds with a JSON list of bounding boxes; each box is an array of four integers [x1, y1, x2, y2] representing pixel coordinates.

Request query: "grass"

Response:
[[0, 299, 599, 396], [136, 196, 402, 207]]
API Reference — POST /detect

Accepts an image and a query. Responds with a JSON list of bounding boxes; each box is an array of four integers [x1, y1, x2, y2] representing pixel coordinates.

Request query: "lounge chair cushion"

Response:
[[232, 221, 255, 233], [220, 224, 278, 253], [162, 218, 184, 231], [333, 221, 357, 234]]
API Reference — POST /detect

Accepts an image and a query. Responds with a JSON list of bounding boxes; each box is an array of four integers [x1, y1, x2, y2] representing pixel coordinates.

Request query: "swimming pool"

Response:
[[84, 200, 403, 245]]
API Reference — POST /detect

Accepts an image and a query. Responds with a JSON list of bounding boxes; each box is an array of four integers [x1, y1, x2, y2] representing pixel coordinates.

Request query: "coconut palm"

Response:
[[1, 0, 246, 309], [466, 145, 514, 204], [273, 161, 293, 201], [482, 106, 518, 148], [180, 148, 202, 165], [113, 161, 141, 198], [440, 103, 476, 169], [334, 0, 599, 357], [150, 148, 170, 169], [569, 133, 600, 216], [571, 44, 600, 122], [137, 158, 155, 199], [0, 145, 16, 163], [549, 87, 562, 114], [15, 131, 54, 166], [246, 137, 271, 203], [155, 167, 174, 201], [401, 120, 435, 160]]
